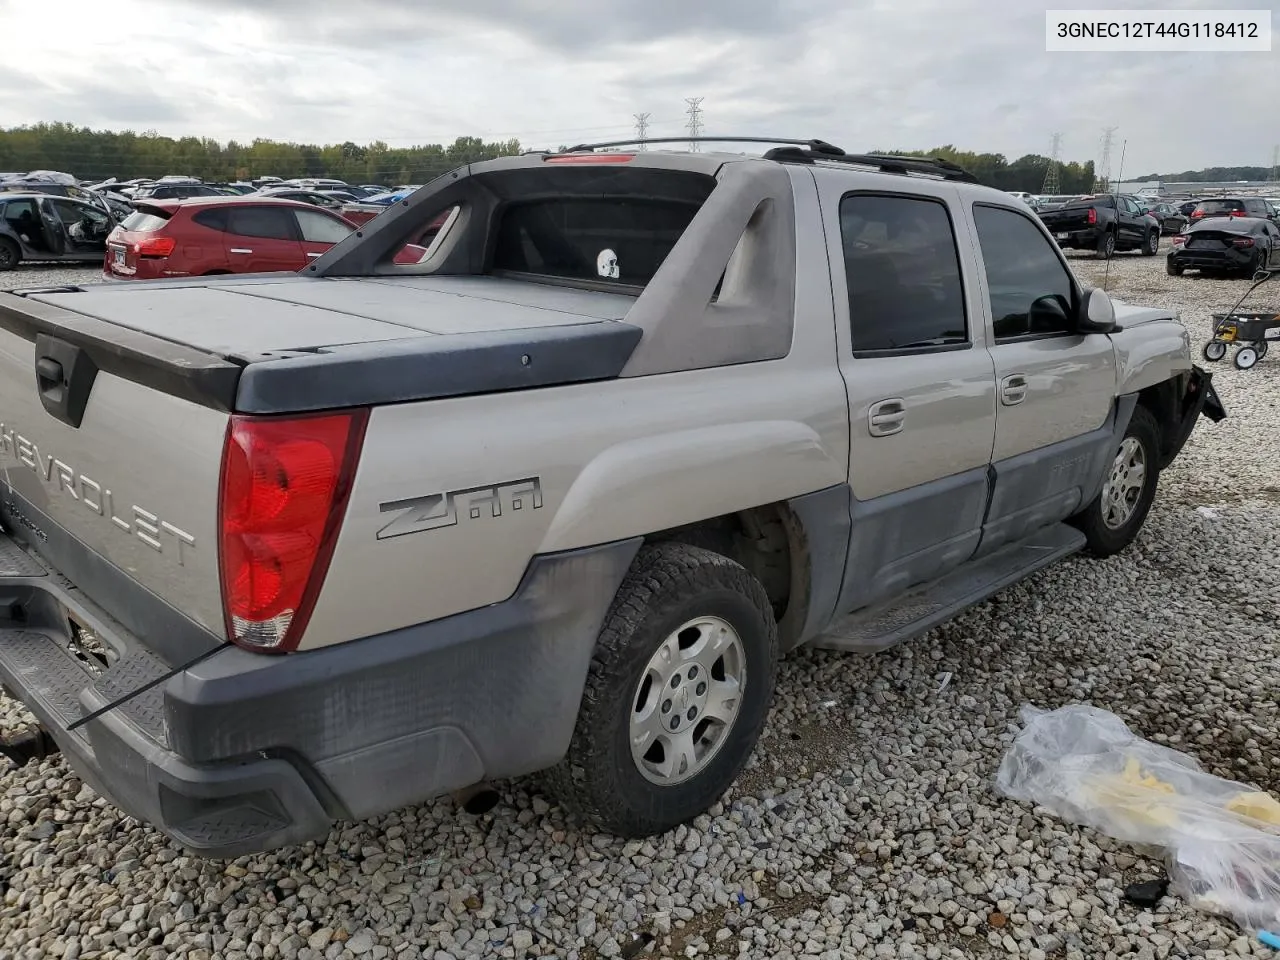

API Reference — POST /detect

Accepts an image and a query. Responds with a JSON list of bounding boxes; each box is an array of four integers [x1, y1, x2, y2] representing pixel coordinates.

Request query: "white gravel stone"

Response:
[[2, 248, 1278, 957]]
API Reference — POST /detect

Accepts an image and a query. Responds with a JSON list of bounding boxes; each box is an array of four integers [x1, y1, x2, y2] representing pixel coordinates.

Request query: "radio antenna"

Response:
[[1102, 138, 1127, 292]]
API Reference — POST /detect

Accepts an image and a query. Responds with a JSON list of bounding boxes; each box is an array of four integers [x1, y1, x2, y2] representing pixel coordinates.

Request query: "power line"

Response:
[[1042, 132, 1062, 194], [684, 98, 704, 152], [1093, 126, 1118, 192], [634, 113, 651, 151]]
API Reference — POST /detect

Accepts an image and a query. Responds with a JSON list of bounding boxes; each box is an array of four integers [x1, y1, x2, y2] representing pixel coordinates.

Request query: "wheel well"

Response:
[[644, 503, 811, 650], [1135, 377, 1187, 464]]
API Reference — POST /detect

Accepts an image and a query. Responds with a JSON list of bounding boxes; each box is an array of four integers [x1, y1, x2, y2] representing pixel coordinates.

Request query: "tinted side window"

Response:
[[972, 205, 1077, 341], [228, 206, 297, 241], [839, 194, 968, 353], [193, 208, 229, 232], [294, 208, 352, 244]]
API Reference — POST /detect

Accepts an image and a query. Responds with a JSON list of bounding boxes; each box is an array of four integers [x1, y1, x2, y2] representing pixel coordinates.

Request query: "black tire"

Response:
[[545, 541, 778, 837], [1095, 230, 1116, 260], [0, 238, 18, 272], [1141, 230, 1159, 256], [1166, 258, 1184, 276], [1070, 405, 1161, 557]]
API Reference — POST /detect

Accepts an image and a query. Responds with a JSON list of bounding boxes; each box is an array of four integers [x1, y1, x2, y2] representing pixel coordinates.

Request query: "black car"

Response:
[[0, 192, 126, 270], [1167, 216, 1279, 278], [1189, 196, 1280, 226], [1140, 201, 1190, 235]]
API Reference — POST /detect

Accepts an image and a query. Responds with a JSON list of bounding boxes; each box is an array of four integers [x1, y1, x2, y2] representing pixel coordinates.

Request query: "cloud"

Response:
[[0, 0, 1275, 177]]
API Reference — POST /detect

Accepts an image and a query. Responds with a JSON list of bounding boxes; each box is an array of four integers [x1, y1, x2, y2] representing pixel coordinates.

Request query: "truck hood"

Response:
[[1109, 298, 1175, 328]]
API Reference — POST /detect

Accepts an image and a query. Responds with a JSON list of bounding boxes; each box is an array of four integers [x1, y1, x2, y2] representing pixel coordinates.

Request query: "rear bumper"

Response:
[[1167, 248, 1255, 271], [0, 526, 638, 857], [1049, 227, 1101, 247]]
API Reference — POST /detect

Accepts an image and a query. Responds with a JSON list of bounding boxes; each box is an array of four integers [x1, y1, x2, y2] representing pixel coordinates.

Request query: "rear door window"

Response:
[[839, 193, 969, 353], [227, 206, 299, 240]]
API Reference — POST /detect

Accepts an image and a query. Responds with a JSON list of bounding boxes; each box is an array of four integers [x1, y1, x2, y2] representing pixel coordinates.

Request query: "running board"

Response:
[[813, 523, 1086, 654]]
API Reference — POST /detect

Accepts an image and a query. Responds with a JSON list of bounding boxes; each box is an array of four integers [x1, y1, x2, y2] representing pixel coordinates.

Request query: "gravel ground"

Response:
[[1, 246, 1279, 960]]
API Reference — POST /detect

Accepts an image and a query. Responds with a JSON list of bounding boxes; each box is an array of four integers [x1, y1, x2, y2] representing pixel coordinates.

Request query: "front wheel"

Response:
[[1203, 340, 1227, 361], [1070, 405, 1161, 557], [1167, 258, 1184, 277], [545, 541, 779, 837], [1142, 230, 1159, 256]]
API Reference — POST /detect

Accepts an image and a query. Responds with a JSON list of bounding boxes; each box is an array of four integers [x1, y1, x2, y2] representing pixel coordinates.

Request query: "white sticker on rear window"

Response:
[[596, 248, 619, 279]]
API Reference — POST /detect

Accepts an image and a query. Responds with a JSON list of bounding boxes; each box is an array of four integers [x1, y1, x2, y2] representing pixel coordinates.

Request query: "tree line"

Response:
[[0, 122, 1116, 193]]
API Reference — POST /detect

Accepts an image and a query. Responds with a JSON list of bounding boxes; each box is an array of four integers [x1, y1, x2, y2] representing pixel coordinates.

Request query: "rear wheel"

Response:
[[545, 541, 779, 837], [1167, 259, 1184, 276], [0, 238, 19, 272], [1142, 230, 1159, 256], [1070, 405, 1161, 557], [1096, 230, 1116, 260]]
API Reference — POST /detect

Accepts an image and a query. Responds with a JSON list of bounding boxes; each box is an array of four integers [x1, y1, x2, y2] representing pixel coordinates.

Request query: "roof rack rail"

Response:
[[761, 147, 978, 183], [561, 136, 848, 155], [552, 137, 978, 183]]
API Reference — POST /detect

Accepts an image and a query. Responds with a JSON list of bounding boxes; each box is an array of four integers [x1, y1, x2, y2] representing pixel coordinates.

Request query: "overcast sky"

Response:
[[0, 0, 1275, 177]]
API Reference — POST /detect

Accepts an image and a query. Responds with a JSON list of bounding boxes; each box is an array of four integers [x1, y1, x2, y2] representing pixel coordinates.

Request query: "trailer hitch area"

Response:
[[0, 723, 61, 768]]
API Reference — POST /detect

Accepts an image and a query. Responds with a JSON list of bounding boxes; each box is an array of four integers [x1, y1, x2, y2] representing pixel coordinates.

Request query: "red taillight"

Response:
[[1232, 237, 1255, 248], [217, 409, 368, 652], [1230, 210, 1246, 217], [544, 153, 635, 164], [1087, 208, 1097, 224], [1172, 234, 1187, 245], [135, 236, 176, 257]]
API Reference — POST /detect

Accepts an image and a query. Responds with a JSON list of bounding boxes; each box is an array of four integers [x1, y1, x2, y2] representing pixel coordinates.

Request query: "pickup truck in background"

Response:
[[0, 140, 1224, 857], [1038, 193, 1162, 259]]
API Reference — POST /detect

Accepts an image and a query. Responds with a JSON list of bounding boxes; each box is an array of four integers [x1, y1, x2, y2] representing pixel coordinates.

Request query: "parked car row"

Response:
[[1030, 190, 1280, 279], [0, 171, 429, 271]]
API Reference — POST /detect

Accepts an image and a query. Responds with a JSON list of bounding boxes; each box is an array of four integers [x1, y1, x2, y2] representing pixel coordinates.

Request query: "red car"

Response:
[[103, 196, 429, 280]]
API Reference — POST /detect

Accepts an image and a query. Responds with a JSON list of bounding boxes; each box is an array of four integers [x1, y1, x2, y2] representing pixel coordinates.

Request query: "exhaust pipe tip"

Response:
[[452, 782, 500, 816]]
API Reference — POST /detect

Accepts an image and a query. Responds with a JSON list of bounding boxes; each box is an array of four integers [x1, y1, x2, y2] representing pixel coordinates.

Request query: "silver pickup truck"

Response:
[[0, 140, 1224, 857]]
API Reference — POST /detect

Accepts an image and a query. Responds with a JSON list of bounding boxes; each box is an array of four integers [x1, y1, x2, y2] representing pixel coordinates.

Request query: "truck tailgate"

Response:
[[0, 305, 232, 657]]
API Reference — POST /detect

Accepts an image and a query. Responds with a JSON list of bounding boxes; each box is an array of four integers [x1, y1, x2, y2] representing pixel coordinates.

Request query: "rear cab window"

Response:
[[482, 165, 716, 291]]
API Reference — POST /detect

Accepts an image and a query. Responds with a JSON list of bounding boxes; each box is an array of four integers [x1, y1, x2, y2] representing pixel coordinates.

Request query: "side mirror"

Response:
[[1077, 287, 1117, 334]]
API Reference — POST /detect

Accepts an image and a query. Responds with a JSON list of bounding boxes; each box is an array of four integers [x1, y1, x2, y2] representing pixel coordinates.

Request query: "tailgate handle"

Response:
[[33, 335, 99, 429]]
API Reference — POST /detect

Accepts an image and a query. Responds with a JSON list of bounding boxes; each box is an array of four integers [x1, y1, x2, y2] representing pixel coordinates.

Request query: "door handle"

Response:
[[229, 247, 253, 254], [867, 398, 905, 437], [1001, 374, 1028, 405]]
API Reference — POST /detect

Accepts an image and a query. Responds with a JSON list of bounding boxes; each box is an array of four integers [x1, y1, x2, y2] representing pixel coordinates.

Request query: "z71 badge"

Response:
[[376, 477, 543, 540]]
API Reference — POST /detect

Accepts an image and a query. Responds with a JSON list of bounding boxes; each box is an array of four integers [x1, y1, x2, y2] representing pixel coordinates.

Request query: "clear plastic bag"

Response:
[[995, 703, 1280, 933]]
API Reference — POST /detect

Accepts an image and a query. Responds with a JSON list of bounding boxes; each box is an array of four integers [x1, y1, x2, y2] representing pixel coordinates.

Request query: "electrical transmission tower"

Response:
[[685, 98, 705, 151], [633, 113, 652, 150], [1093, 126, 1118, 192], [1271, 145, 1279, 185], [1042, 133, 1063, 195]]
